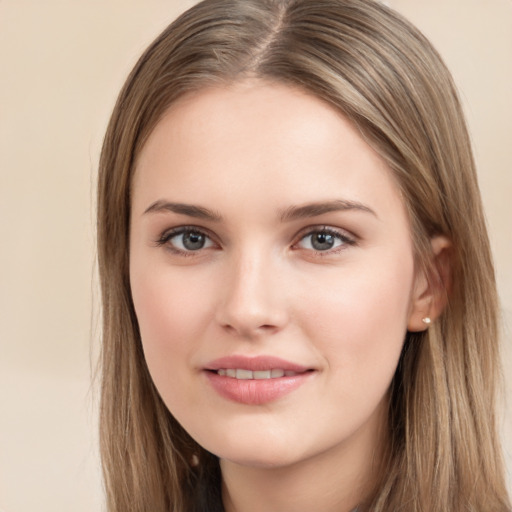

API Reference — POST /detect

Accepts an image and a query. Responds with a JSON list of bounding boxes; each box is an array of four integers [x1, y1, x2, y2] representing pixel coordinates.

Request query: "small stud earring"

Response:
[[422, 317, 431, 325]]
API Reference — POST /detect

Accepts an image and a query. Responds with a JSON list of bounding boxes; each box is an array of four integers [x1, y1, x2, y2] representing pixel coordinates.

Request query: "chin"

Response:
[[200, 433, 300, 469], [219, 451, 299, 470]]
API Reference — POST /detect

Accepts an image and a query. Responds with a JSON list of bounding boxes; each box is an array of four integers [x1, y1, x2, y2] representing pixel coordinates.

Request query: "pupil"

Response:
[[312, 232, 334, 251], [183, 232, 205, 250]]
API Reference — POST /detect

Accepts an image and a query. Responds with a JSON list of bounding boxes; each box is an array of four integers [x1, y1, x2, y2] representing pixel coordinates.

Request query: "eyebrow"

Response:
[[142, 198, 377, 222], [279, 199, 377, 222], [143, 200, 223, 221]]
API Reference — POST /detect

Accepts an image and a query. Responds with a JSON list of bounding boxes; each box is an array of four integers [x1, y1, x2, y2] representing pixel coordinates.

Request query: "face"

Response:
[[130, 81, 423, 470]]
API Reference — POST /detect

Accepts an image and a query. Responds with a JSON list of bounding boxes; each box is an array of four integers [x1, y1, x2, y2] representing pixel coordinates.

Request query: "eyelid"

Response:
[[154, 224, 356, 256], [155, 225, 220, 253], [292, 225, 357, 252]]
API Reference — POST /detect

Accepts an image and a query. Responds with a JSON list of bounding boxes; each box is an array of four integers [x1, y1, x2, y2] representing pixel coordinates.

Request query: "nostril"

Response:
[[220, 321, 280, 338], [215, 293, 289, 336]]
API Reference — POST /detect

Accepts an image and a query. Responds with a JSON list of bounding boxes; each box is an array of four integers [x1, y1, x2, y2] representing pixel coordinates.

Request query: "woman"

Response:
[[96, 0, 511, 510]]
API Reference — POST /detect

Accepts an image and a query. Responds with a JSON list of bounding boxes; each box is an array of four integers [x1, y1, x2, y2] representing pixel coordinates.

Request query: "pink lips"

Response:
[[204, 355, 314, 405]]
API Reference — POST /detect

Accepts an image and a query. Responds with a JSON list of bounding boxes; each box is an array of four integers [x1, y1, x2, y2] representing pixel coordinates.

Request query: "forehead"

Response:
[[132, 80, 406, 225]]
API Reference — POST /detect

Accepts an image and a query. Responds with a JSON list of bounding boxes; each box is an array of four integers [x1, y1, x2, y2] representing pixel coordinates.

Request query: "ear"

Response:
[[407, 235, 452, 332]]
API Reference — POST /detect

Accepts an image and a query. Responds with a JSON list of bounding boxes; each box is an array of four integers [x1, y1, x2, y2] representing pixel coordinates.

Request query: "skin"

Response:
[[129, 80, 439, 512]]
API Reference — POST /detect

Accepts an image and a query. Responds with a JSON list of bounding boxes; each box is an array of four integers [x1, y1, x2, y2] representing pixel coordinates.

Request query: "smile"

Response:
[[204, 356, 315, 405], [216, 369, 299, 379]]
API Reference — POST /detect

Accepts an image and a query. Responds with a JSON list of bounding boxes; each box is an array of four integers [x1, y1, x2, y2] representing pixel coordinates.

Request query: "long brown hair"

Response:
[[97, 1, 511, 510]]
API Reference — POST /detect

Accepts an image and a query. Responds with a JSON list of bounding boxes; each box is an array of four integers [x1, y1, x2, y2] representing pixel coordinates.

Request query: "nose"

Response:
[[215, 250, 289, 339]]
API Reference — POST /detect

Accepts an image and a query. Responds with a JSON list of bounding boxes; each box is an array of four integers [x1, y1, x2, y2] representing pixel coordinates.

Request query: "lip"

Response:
[[203, 355, 315, 405], [205, 355, 311, 373]]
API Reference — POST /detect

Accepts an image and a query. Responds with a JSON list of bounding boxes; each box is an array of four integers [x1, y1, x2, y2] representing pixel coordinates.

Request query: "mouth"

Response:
[[213, 368, 304, 379], [203, 355, 316, 405]]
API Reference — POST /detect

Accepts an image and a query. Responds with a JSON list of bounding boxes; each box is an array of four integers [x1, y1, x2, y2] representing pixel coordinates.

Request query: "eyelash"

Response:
[[293, 226, 356, 256], [155, 225, 356, 257], [155, 226, 218, 256]]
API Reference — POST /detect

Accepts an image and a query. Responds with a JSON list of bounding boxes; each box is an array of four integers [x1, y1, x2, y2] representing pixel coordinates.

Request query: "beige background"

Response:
[[0, 1, 510, 511]]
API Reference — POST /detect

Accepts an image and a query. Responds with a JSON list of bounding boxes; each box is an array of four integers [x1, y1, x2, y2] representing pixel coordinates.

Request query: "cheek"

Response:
[[129, 264, 216, 395], [300, 249, 414, 387], [132, 278, 200, 344]]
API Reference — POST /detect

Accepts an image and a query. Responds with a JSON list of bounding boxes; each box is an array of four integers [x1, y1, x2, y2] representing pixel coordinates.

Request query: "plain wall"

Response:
[[0, 1, 510, 510]]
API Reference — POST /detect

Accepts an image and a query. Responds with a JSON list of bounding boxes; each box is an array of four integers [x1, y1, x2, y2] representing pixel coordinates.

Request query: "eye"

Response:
[[295, 227, 354, 252], [157, 227, 215, 253]]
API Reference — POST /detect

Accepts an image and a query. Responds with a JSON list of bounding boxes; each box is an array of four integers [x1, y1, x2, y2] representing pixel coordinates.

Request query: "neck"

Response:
[[220, 405, 388, 512]]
